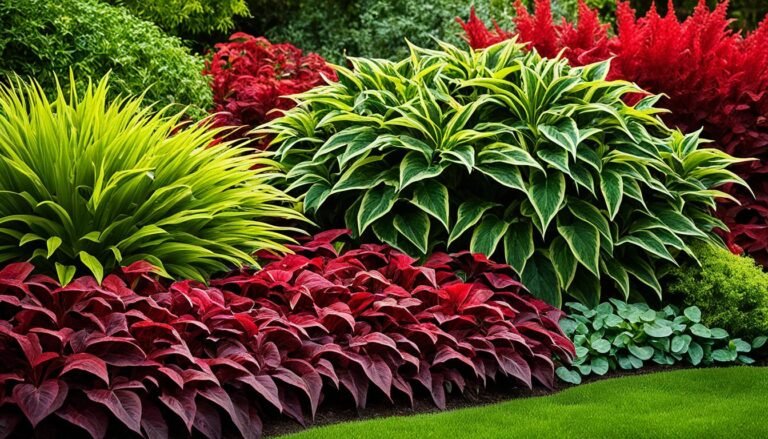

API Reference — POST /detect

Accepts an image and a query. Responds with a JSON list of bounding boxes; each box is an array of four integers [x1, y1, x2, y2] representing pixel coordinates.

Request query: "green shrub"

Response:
[[0, 0, 212, 116], [108, 0, 250, 36], [667, 243, 768, 339], [247, 0, 509, 62], [556, 300, 765, 384], [262, 40, 744, 307], [0, 75, 303, 284]]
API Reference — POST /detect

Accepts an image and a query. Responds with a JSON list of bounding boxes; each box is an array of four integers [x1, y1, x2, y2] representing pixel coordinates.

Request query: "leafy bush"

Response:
[[0, 0, 211, 115], [0, 76, 301, 284], [556, 300, 766, 384], [667, 243, 768, 339], [262, 40, 744, 307], [0, 232, 573, 436], [108, 0, 250, 36], [203, 33, 336, 144], [461, 0, 768, 266], [245, 0, 509, 62]]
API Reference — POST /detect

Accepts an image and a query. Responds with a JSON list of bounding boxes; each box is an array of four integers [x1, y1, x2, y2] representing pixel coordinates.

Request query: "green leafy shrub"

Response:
[[0, 0, 212, 116], [556, 300, 766, 384], [108, 0, 250, 36], [247, 0, 507, 61], [0, 75, 303, 284], [667, 243, 768, 339], [262, 40, 744, 306]]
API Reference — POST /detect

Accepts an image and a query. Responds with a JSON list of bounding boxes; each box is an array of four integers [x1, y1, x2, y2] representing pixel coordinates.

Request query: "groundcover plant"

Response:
[[0, 231, 572, 438], [0, 76, 302, 284], [555, 300, 766, 384], [261, 39, 746, 306]]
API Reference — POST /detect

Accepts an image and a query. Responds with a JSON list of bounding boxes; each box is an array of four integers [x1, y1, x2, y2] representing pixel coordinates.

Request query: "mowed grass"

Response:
[[279, 367, 768, 438]]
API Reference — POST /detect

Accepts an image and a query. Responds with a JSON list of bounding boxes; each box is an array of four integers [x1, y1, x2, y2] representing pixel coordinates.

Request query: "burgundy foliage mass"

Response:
[[203, 32, 337, 145], [0, 231, 573, 438]]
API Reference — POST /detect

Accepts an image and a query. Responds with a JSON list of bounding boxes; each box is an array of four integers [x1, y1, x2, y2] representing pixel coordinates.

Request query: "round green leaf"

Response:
[[556, 367, 582, 385], [628, 344, 654, 361], [683, 306, 701, 323], [643, 323, 673, 338]]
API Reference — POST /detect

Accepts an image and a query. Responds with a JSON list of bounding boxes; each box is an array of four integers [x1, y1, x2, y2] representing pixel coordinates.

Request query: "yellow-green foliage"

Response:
[[668, 243, 768, 339], [0, 75, 303, 284]]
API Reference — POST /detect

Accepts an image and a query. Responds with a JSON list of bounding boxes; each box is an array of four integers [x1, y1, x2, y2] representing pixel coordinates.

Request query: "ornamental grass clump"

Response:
[[0, 75, 303, 284], [262, 40, 746, 306]]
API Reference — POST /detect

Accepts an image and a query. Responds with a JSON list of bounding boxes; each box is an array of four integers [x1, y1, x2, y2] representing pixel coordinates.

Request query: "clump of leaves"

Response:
[[0, 0, 212, 116], [262, 39, 745, 306], [555, 300, 766, 384], [668, 242, 768, 339], [460, 0, 768, 266], [0, 231, 573, 437], [203, 33, 336, 145], [0, 75, 303, 284]]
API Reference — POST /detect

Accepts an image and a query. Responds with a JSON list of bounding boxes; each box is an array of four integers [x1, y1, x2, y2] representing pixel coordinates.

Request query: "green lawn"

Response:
[[280, 367, 768, 438]]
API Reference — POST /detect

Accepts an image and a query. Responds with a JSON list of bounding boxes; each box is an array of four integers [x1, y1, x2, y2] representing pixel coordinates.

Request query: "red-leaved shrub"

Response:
[[0, 231, 573, 438], [459, 0, 768, 263], [203, 33, 337, 145]]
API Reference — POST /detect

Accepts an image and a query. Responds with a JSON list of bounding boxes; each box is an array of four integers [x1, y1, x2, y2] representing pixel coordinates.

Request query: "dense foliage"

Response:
[[108, 0, 249, 36], [203, 33, 336, 144], [461, 0, 768, 265], [0, 231, 573, 437], [555, 300, 765, 384], [263, 40, 744, 307], [0, 76, 301, 284], [0, 0, 212, 115], [242, 0, 507, 62], [668, 243, 768, 339]]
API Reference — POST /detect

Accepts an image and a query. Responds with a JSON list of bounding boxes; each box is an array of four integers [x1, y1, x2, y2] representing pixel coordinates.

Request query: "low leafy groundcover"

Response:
[[0, 231, 572, 438], [278, 367, 768, 438]]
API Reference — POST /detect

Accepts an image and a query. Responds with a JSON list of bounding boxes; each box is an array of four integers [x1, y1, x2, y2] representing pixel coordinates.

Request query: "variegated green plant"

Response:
[[0, 75, 304, 284], [261, 40, 748, 306]]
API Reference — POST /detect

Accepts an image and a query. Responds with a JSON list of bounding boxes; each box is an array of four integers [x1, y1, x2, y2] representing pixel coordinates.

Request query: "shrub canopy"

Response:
[[263, 40, 745, 307], [0, 0, 211, 116], [0, 75, 302, 284], [668, 243, 768, 339], [107, 0, 250, 36]]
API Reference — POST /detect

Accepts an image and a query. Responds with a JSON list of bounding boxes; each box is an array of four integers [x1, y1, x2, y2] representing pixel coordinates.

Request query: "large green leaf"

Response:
[[557, 217, 600, 276], [503, 222, 534, 274], [448, 199, 499, 245], [399, 151, 444, 190], [469, 214, 509, 257], [600, 169, 623, 220], [527, 171, 566, 234], [358, 184, 398, 232], [550, 236, 577, 289], [522, 252, 561, 306], [393, 208, 431, 254], [411, 180, 450, 230], [475, 162, 526, 192], [539, 118, 579, 156]]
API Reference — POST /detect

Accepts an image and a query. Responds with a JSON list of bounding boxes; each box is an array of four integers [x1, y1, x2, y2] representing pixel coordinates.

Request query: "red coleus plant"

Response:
[[0, 231, 573, 438], [458, 0, 768, 263], [203, 33, 337, 145]]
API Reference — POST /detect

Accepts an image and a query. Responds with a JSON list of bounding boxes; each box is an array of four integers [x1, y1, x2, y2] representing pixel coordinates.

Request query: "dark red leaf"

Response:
[[12, 380, 68, 427]]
